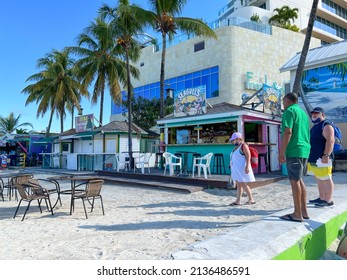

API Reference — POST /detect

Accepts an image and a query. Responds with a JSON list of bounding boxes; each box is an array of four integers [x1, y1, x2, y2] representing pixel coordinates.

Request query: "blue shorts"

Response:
[[286, 157, 308, 181]]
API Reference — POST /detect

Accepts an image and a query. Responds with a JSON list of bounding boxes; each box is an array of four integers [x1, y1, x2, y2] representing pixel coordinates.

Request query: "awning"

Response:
[[32, 136, 59, 144], [59, 130, 101, 140]]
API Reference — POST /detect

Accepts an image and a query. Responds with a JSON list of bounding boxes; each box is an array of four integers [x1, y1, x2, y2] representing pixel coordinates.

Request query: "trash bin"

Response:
[[281, 163, 288, 176]]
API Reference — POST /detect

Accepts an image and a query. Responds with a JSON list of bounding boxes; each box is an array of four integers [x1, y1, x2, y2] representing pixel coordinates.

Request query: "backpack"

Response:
[[249, 146, 259, 169], [241, 144, 259, 169], [322, 120, 343, 152]]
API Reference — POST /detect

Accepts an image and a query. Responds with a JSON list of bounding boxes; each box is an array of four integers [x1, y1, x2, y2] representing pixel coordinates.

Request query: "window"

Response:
[[194, 41, 205, 52], [111, 66, 220, 115], [244, 123, 261, 143]]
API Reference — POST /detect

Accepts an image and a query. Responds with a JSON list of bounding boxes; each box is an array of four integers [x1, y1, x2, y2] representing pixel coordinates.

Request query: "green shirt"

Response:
[[281, 103, 311, 158]]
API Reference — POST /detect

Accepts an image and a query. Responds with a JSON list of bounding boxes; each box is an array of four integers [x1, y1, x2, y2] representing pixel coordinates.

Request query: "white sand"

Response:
[[0, 170, 345, 260]]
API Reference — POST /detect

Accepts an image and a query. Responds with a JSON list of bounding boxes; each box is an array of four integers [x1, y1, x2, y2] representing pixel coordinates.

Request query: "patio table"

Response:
[[47, 175, 100, 215]]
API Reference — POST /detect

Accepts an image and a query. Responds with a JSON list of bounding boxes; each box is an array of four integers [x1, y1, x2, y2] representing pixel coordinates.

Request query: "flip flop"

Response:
[[279, 214, 303, 223], [246, 201, 256, 205], [229, 202, 241, 206]]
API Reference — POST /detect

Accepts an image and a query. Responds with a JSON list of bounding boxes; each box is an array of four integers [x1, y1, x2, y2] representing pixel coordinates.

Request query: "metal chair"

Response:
[[0, 179, 4, 201], [163, 152, 182, 176], [5, 173, 34, 201], [192, 153, 214, 179], [28, 178, 61, 209], [70, 179, 105, 219], [13, 183, 54, 221]]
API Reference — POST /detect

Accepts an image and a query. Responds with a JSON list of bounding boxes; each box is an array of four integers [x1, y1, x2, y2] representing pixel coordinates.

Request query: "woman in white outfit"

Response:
[[229, 132, 256, 206]]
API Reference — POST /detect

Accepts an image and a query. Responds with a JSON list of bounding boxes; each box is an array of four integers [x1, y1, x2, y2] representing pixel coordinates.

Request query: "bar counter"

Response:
[[166, 142, 273, 175]]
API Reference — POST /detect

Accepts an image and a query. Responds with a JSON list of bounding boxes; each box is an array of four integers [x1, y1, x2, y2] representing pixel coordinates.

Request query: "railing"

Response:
[[77, 153, 117, 171], [41, 153, 67, 169], [154, 17, 272, 51]]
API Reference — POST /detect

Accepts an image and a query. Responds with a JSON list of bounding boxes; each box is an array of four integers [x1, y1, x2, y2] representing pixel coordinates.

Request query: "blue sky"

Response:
[[0, 0, 226, 133]]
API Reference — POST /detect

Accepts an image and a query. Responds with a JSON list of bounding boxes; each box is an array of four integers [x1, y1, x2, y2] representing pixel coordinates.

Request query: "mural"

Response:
[[301, 62, 347, 123], [174, 85, 207, 117], [262, 84, 283, 116]]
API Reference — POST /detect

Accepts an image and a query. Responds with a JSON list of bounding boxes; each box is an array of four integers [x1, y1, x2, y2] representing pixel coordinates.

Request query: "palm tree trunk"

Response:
[[99, 84, 105, 127], [292, 0, 319, 114], [159, 33, 167, 153], [159, 33, 167, 119], [60, 109, 64, 133], [126, 50, 133, 168], [46, 109, 54, 137]]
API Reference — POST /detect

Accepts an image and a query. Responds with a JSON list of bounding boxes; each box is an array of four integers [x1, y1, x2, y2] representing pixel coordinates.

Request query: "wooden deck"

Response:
[[97, 168, 287, 193]]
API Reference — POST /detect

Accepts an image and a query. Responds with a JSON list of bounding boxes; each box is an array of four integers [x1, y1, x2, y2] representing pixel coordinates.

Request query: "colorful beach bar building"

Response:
[[157, 100, 283, 175]]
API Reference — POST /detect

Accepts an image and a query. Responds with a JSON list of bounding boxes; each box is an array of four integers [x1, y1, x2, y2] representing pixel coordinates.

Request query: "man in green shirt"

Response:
[[279, 92, 311, 222]]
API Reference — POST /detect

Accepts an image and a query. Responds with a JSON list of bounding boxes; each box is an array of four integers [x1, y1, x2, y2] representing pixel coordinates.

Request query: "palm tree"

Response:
[[99, 0, 143, 166], [67, 16, 130, 127], [126, 0, 217, 153], [0, 113, 33, 134], [22, 49, 86, 134], [292, 0, 319, 114], [144, 0, 217, 120], [269, 5, 299, 28]]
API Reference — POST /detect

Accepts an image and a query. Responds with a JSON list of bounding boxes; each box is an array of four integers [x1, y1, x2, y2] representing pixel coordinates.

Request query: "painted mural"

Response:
[[174, 85, 207, 117], [301, 62, 347, 123], [263, 84, 283, 116]]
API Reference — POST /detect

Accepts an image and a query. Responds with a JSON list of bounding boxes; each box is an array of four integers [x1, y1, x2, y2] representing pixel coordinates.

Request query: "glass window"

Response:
[[185, 79, 192, 88], [177, 75, 185, 82], [244, 123, 261, 143], [193, 70, 201, 78], [176, 81, 185, 91], [210, 73, 219, 98], [111, 66, 220, 115], [185, 73, 193, 80], [141, 89, 151, 99], [194, 41, 205, 52], [211, 66, 219, 73], [202, 68, 210, 75], [193, 77, 201, 87]]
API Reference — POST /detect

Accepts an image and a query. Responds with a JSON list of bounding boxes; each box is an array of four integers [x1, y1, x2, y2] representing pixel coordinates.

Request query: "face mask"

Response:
[[311, 117, 322, 124], [234, 141, 239, 146]]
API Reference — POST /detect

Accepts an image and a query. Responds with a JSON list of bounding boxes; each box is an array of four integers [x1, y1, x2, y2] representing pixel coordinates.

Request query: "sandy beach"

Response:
[[0, 169, 345, 260]]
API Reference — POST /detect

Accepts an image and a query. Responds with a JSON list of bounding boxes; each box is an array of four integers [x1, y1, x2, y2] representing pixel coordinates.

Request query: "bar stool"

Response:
[[213, 153, 226, 174], [154, 152, 163, 169], [258, 153, 269, 174]]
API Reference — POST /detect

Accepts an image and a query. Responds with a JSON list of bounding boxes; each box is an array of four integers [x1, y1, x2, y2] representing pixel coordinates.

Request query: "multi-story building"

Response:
[[218, 0, 347, 44], [110, 17, 320, 121]]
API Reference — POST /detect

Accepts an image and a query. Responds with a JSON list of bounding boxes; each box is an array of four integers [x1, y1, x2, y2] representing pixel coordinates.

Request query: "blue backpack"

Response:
[[322, 120, 343, 152]]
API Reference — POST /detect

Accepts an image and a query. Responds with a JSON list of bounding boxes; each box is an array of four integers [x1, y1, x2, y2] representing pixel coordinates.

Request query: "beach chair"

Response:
[[192, 153, 213, 179], [13, 182, 54, 221], [115, 153, 130, 172], [163, 152, 182, 176], [28, 178, 61, 209], [135, 153, 152, 173], [5, 173, 34, 201], [70, 179, 105, 219]]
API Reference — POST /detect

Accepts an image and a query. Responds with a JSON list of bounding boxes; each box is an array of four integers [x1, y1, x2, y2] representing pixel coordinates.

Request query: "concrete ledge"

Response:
[[172, 186, 347, 260]]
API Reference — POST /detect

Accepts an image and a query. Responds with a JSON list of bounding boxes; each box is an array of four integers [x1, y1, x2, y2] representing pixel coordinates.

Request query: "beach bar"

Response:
[[157, 102, 282, 175]]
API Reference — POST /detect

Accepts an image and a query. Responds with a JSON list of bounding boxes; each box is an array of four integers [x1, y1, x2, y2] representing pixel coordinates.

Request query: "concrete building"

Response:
[[219, 0, 347, 43], [110, 19, 320, 121]]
